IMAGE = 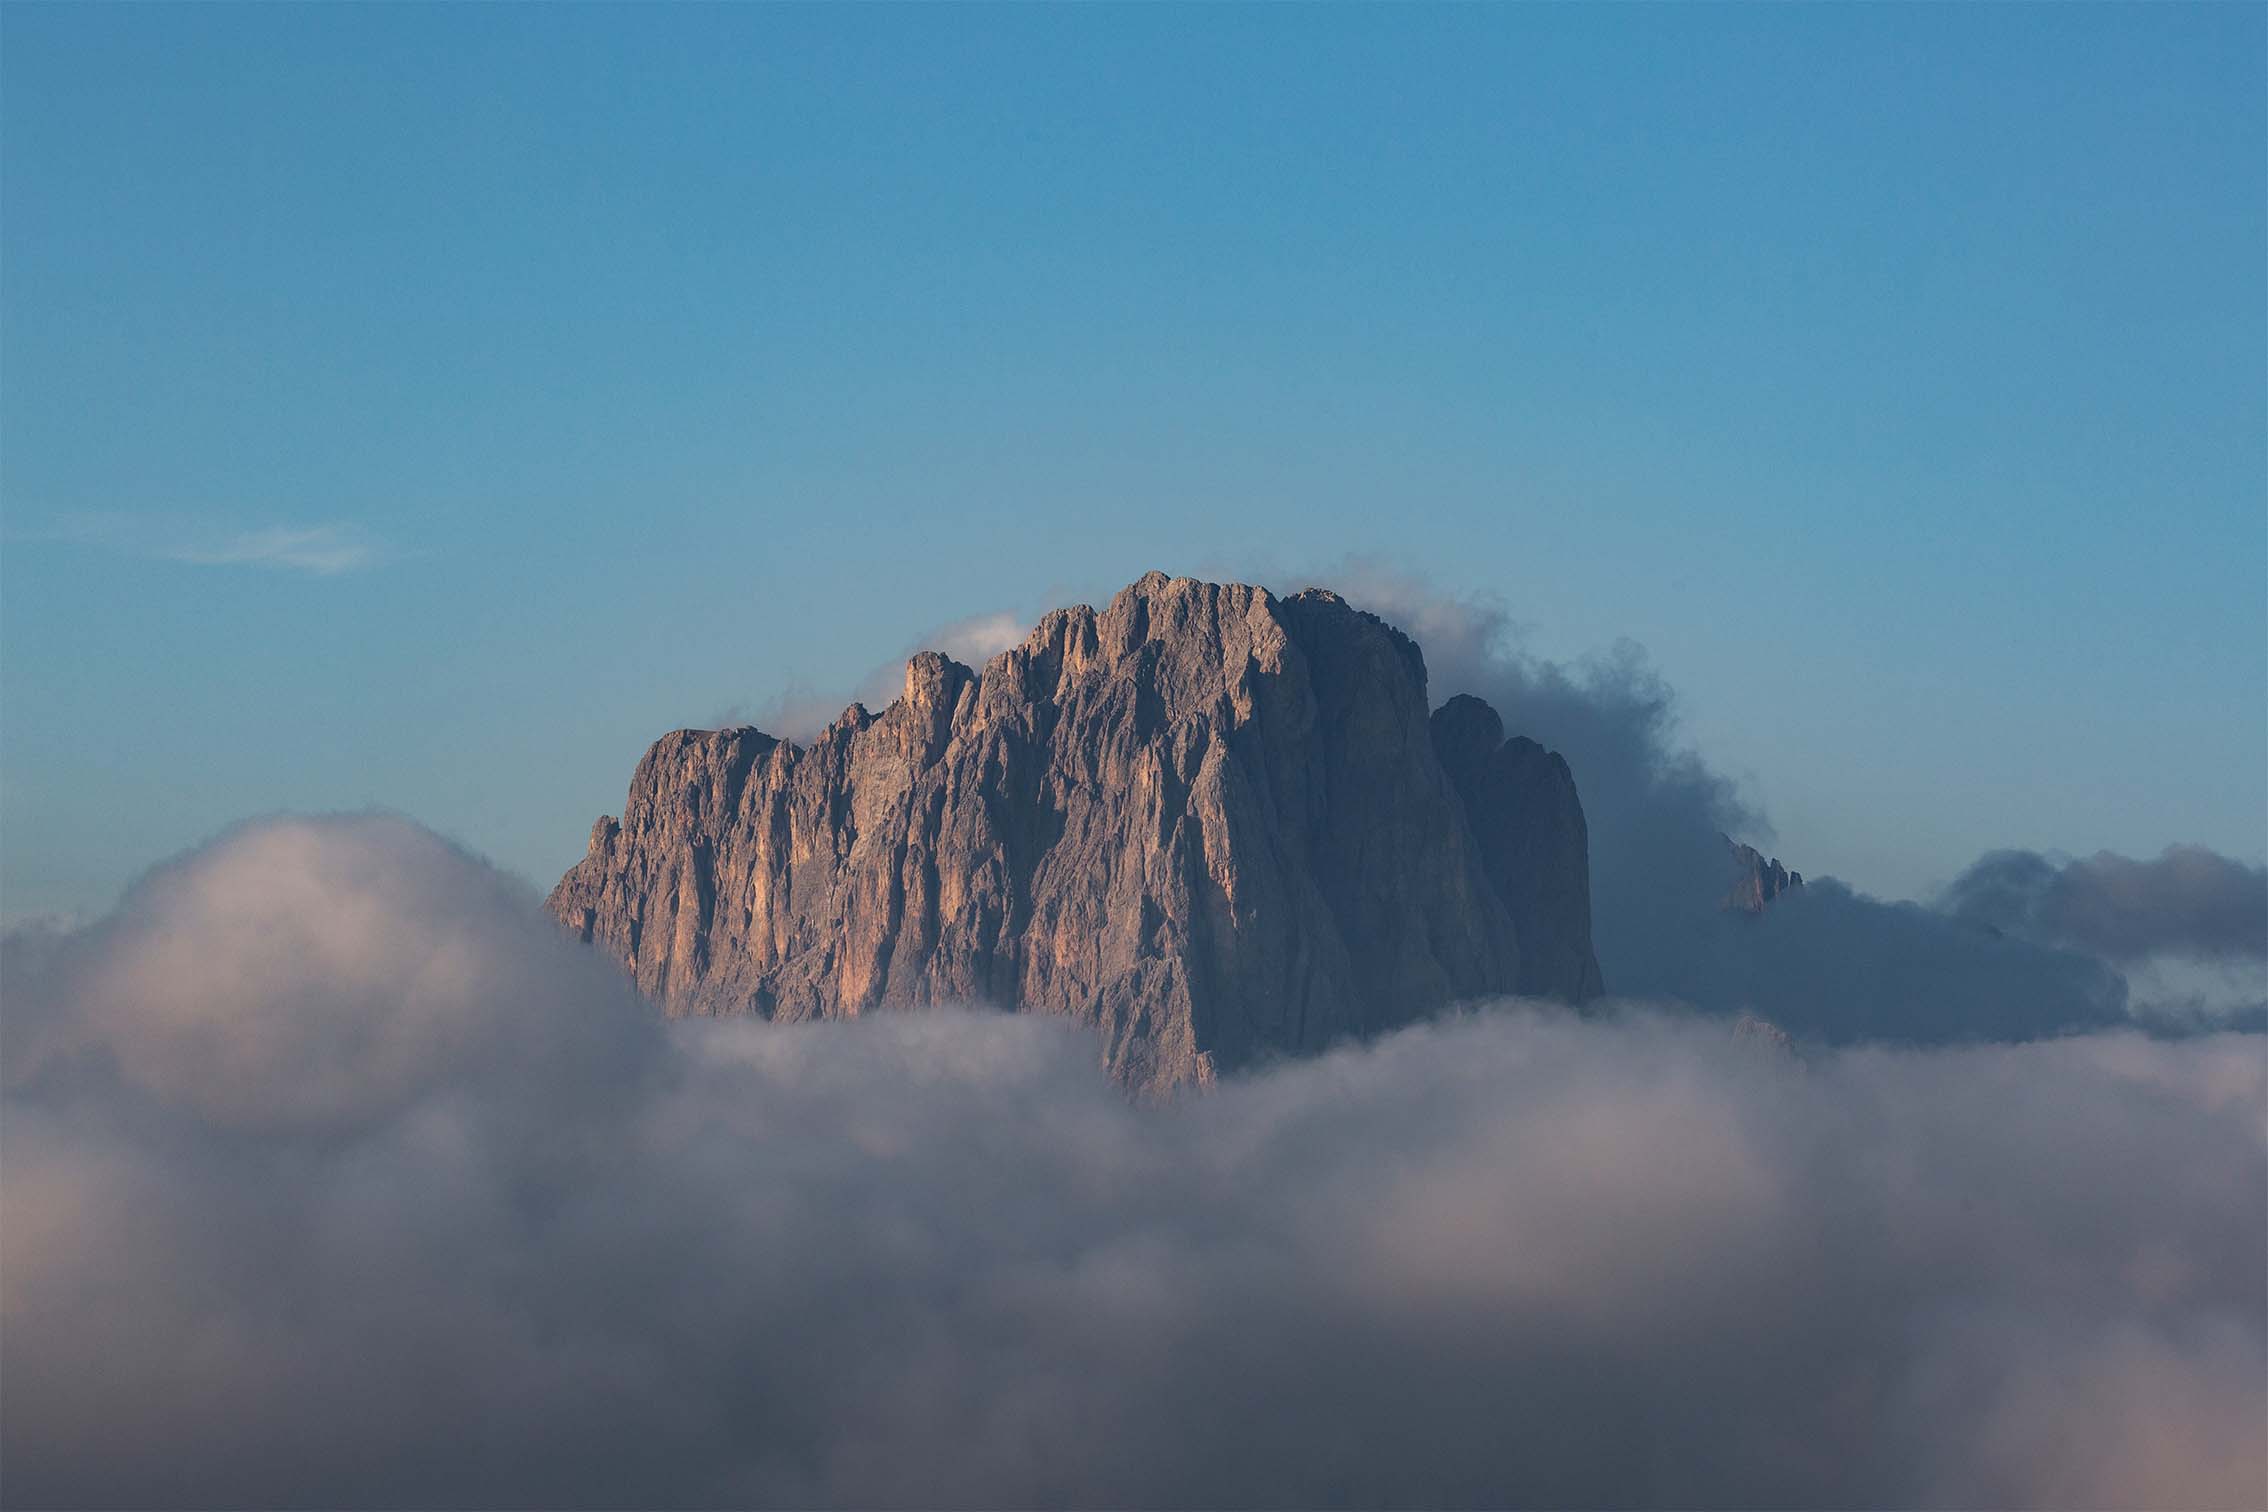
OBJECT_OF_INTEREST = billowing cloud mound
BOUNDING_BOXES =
[5,817,2262,1509]
[1,818,661,1131]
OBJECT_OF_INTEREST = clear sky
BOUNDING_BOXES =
[3,3,2261,919]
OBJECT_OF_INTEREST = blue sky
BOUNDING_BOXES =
[3,3,2261,919]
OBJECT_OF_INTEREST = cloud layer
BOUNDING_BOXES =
[1943,845,2268,963]
[5,816,2261,1509]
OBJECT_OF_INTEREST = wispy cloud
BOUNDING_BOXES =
[43,514,395,576]
[160,524,387,574]
[713,607,1036,739]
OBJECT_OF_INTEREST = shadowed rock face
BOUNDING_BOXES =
[1430,694,1606,1001]
[1724,838,1804,914]
[549,572,1601,1092]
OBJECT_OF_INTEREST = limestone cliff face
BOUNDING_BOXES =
[1430,694,1605,1001]
[549,572,1602,1092]
[1724,838,1803,914]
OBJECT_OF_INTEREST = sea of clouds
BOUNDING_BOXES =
[4,814,2261,1508]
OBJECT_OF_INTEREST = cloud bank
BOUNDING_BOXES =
[1943,845,2268,963]
[5,816,2261,1509]
[1327,567,2259,1043]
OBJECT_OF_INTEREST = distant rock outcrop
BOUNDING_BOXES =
[550,572,1602,1092]
[1724,837,1803,914]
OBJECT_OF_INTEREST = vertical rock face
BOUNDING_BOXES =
[548,572,1602,1092]
[1430,694,1605,1000]
[1724,838,1803,914]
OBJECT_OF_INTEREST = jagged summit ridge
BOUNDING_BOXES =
[1724,837,1803,914]
[549,571,1601,1091]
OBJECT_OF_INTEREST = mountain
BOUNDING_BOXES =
[549,572,1601,1092]
[1724,838,1803,914]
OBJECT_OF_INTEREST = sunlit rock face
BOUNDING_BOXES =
[550,571,1601,1091]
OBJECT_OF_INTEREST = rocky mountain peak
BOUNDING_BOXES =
[549,572,1602,1092]
[1725,836,1804,913]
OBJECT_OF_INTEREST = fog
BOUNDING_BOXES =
[4,816,2260,1508]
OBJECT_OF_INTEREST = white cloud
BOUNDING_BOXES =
[47,513,393,575]
[3,814,2260,1508]
[720,608,1035,740]
[162,523,387,574]
[920,608,1028,669]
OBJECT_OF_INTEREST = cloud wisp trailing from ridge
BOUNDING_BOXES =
[3,815,2261,1509]
[45,513,394,575]
[716,609,1031,741]
[1316,563,2260,1042]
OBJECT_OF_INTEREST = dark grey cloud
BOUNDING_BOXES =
[1324,568,2207,1042]
[1661,875,2133,1042]
[2117,953,2268,1036]
[5,816,2261,1509]
[1943,845,2268,963]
